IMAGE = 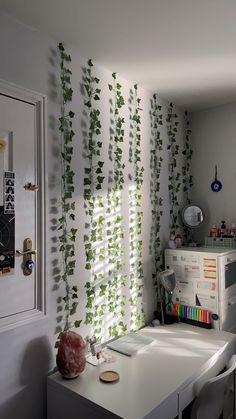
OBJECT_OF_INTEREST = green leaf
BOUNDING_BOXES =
[86,249,94,261]
[97,176,104,184]
[84,178,91,185]
[74,320,82,328]
[58,42,65,52]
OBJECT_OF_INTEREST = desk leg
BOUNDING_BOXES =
[234,370,236,419]
[178,395,182,419]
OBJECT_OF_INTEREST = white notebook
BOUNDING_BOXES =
[107,332,154,356]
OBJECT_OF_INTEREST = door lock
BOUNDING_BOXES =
[16,238,37,276]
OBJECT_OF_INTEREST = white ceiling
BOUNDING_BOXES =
[1,0,236,111]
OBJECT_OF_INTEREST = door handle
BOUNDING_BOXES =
[16,249,37,256]
[16,238,36,276]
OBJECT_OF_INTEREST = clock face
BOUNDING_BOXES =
[0,206,15,270]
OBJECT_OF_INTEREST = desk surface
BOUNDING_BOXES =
[48,324,236,419]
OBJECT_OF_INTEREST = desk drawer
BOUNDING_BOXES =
[145,393,178,419]
[47,382,121,419]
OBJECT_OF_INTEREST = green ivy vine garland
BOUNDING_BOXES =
[166,102,181,237]
[149,94,164,314]
[106,72,127,338]
[182,111,193,203]
[56,43,81,346]
[82,59,106,339]
[182,111,193,242]
[128,84,145,330]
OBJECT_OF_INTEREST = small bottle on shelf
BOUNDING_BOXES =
[230,222,236,237]
[210,224,218,238]
[220,221,227,237]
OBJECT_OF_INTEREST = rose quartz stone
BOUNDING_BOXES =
[56,331,86,379]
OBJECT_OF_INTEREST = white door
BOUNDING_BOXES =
[0,82,46,331]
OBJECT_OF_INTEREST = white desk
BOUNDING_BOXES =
[47,323,236,419]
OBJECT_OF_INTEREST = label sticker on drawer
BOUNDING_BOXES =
[197,280,216,291]
[184,264,200,278]
[204,258,216,268]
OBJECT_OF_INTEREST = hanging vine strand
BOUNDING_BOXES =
[106,72,127,338]
[56,43,81,346]
[166,102,180,237]
[182,111,193,242]
[128,84,145,330]
[82,59,106,340]
[149,94,164,317]
[182,111,193,204]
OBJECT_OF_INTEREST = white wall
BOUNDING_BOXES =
[190,102,236,241]
[0,12,186,419]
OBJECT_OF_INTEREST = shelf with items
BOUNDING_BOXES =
[205,237,236,248]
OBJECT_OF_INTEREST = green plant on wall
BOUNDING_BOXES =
[56,43,81,345]
[182,111,193,242]
[106,72,127,338]
[182,111,193,203]
[128,84,145,329]
[82,59,106,340]
[166,102,181,237]
[149,94,164,314]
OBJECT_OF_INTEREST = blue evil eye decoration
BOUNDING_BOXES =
[26,259,34,271]
[211,165,222,192]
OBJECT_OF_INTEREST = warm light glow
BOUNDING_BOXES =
[128,185,144,331]
[89,190,126,342]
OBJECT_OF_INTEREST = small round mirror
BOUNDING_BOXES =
[182,204,204,229]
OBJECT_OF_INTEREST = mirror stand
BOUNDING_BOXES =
[186,228,198,247]
[182,204,204,247]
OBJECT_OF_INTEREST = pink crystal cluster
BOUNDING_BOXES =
[56,331,86,379]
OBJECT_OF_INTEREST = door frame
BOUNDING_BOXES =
[0,79,47,331]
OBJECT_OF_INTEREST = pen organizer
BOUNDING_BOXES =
[167,303,212,329]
